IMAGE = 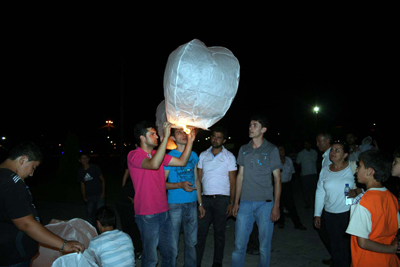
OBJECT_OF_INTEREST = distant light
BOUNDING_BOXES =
[277,133,280,136]
[373,123,376,126]
[1,137,5,140]
[79,150,82,153]
[58,144,62,147]
[228,137,231,139]
[107,136,110,139]
[313,106,320,114]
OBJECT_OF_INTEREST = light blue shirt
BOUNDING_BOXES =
[87,229,135,267]
[165,150,199,203]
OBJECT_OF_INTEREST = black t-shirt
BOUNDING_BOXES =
[0,168,40,265]
[77,164,103,196]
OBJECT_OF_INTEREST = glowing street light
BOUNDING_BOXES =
[313,106,320,114]
[103,120,115,131]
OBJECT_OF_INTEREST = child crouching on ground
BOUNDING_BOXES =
[346,150,400,266]
[87,206,135,267]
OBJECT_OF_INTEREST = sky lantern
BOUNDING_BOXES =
[162,39,240,133]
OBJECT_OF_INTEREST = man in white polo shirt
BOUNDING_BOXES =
[196,126,237,267]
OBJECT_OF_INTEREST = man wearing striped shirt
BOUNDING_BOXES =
[87,206,135,267]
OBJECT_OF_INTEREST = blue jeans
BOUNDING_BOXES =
[232,201,274,267]
[169,202,197,267]
[135,211,176,267]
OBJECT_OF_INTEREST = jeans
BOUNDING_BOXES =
[196,195,230,265]
[169,202,197,267]
[231,201,274,267]
[135,211,176,267]
[86,195,105,226]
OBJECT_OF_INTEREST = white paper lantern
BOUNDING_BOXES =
[163,39,240,130]
[155,100,177,150]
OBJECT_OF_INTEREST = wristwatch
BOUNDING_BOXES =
[199,203,203,206]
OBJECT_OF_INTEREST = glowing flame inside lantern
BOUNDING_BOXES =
[175,124,191,134]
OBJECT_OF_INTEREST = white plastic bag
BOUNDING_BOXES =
[51,251,98,267]
[163,39,240,130]
[32,218,98,267]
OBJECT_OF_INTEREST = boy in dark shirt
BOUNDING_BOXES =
[78,153,105,227]
[0,142,84,266]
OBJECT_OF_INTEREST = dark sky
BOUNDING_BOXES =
[2,17,398,152]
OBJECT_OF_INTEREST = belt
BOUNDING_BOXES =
[203,194,228,198]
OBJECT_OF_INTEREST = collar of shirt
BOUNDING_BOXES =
[207,146,226,159]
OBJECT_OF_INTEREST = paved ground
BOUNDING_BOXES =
[32,173,330,267]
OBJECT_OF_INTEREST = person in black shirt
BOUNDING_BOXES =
[0,141,84,266]
[77,153,105,227]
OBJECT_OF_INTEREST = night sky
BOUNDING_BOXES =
[2,17,398,154]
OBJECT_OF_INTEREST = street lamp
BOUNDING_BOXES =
[313,106,320,114]
[105,120,114,131]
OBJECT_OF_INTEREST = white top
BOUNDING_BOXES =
[281,157,295,183]
[198,146,237,195]
[87,229,135,267]
[321,147,332,168]
[314,164,355,216]
[296,148,318,176]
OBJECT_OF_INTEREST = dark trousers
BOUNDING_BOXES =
[278,181,302,227]
[196,195,229,265]
[115,203,143,253]
[316,209,332,258]
[301,174,318,207]
[324,211,351,267]
[86,195,105,227]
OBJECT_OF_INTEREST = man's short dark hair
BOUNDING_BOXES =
[358,150,392,183]
[394,146,400,158]
[134,121,156,145]
[95,206,116,228]
[170,127,179,138]
[8,141,43,162]
[211,126,228,140]
[250,114,270,129]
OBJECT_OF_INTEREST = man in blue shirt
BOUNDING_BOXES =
[165,127,203,266]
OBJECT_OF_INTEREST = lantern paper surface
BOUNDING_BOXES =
[155,100,177,150]
[163,39,240,130]
[32,218,97,267]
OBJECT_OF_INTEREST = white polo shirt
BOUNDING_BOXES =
[198,146,237,196]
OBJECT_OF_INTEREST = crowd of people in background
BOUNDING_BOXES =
[1,114,400,267]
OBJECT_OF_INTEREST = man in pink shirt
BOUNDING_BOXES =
[127,120,195,267]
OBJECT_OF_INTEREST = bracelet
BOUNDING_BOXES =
[229,202,234,205]
[199,203,203,206]
[60,239,67,252]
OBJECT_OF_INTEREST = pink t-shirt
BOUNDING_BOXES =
[127,148,172,215]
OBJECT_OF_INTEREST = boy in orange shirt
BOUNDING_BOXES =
[346,150,400,266]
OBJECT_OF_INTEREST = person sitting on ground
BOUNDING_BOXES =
[87,206,135,267]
